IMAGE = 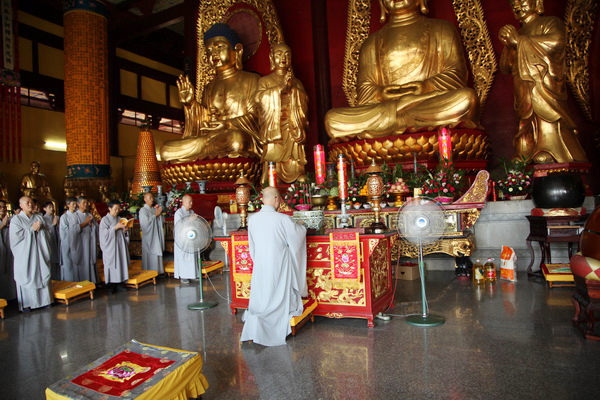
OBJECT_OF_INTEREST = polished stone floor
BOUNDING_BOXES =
[1,271,599,400]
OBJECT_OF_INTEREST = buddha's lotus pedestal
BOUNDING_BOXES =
[328,129,491,170]
[160,158,261,191]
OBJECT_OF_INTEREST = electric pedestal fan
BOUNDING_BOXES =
[175,214,217,310]
[396,197,449,327]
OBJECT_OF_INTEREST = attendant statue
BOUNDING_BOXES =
[325,0,479,142]
[499,0,587,163]
[20,161,52,202]
[256,43,309,183]
[160,23,262,162]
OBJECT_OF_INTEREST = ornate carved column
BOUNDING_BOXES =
[63,0,111,198]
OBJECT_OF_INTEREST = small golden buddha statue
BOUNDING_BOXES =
[499,0,587,164]
[256,43,309,183]
[20,161,52,202]
[160,23,262,163]
[325,0,479,142]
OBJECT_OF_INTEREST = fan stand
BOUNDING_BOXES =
[405,240,445,327]
[188,250,218,310]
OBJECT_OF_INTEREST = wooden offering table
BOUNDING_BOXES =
[215,230,397,327]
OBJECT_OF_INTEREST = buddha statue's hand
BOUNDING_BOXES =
[499,25,518,47]
[200,121,228,132]
[177,74,195,105]
[381,82,424,101]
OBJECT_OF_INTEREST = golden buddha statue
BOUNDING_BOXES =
[499,0,587,164]
[256,43,309,183]
[160,23,262,163]
[325,0,479,142]
[20,161,52,202]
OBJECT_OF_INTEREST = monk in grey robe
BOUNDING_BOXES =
[74,197,98,283]
[240,187,307,346]
[0,200,16,300]
[59,197,79,281]
[99,201,130,293]
[9,196,52,311]
[139,192,165,274]
[42,201,60,280]
[174,194,199,283]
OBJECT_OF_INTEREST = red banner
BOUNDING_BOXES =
[329,232,361,289]
[232,234,253,282]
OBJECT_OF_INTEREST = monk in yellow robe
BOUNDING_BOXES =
[160,24,262,162]
[256,44,309,183]
[326,0,479,142]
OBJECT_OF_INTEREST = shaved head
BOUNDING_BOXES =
[262,187,281,208]
[182,194,193,211]
[19,196,31,206]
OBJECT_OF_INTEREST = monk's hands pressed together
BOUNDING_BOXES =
[53,216,59,226]
[32,220,41,232]
[154,206,163,217]
[0,215,8,229]
[84,215,93,226]
[499,25,518,47]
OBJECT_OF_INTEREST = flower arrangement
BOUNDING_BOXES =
[165,186,186,217]
[422,161,465,199]
[284,182,312,209]
[496,157,532,197]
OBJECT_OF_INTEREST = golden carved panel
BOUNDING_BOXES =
[342,0,371,106]
[307,267,366,307]
[369,239,388,300]
[236,280,251,299]
[451,0,497,111]
[307,242,331,261]
[393,235,475,259]
[565,0,597,121]
[454,170,490,204]
[195,0,284,101]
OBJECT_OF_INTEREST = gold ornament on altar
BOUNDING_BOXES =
[160,23,262,163]
[20,161,53,202]
[235,172,251,230]
[326,0,480,143]
[499,0,587,164]
[365,160,386,233]
[256,43,309,184]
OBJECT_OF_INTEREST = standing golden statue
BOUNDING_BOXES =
[160,24,262,162]
[325,0,479,142]
[256,43,309,183]
[20,161,53,202]
[499,0,587,164]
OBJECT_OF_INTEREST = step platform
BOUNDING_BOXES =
[164,260,224,278]
[125,270,159,290]
[0,298,6,319]
[97,259,143,283]
[290,298,318,336]
[52,280,96,305]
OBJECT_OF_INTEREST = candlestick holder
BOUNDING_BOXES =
[235,172,251,230]
[365,160,386,233]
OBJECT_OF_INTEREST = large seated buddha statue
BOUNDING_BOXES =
[160,23,262,163]
[325,0,480,143]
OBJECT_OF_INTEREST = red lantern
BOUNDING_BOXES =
[268,162,277,187]
[314,144,326,185]
[337,154,348,200]
[438,127,452,164]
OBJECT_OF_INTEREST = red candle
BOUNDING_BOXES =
[337,154,348,199]
[268,162,277,187]
[314,144,326,184]
[438,127,452,163]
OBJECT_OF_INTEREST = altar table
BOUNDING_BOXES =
[215,231,397,327]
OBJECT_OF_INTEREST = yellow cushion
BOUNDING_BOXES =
[201,260,224,274]
[127,270,158,285]
[0,298,6,308]
[164,261,175,274]
[52,280,96,300]
[290,298,318,327]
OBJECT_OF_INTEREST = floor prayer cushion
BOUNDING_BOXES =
[125,270,159,290]
[0,298,6,319]
[570,254,600,282]
[570,254,600,340]
[52,280,96,305]
[542,263,575,288]
[164,261,175,277]
[290,298,318,336]
[45,340,208,399]
[201,260,224,278]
